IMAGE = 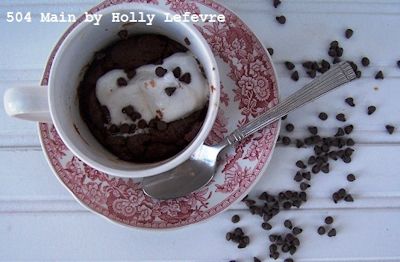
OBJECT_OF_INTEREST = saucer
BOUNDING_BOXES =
[39,0,280,229]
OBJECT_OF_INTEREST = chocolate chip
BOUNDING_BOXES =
[300,182,310,191]
[361,57,370,67]
[285,61,295,70]
[276,15,286,24]
[269,244,278,253]
[291,71,299,81]
[345,97,355,107]
[332,192,340,203]
[321,163,330,173]
[262,222,272,230]
[335,128,345,137]
[109,124,119,134]
[282,136,291,145]
[296,160,307,169]
[137,119,147,129]
[254,257,261,262]
[397,60,400,68]
[344,194,354,202]
[225,232,232,241]
[184,37,191,45]
[347,138,355,146]
[165,87,177,96]
[172,67,182,78]
[156,120,168,131]
[119,123,130,134]
[122,105,135,116]
[333,57,341,64]
[179,73,192,84]
[284,258,294,262]
[155,67,168,77]
[336,113,346,122]
[284,220,293,229]
[345,28,353,39]
[118,29,128,40]
[294,172,303,182]
[318,226,326,235]
[273,0,281,8]
[328,228,337,237]
[344,125,354,134]
[296,139,305,148]
[281,115,287,120]
[267,48,274,56]
[117,77,128,87]
[302,171,311,181]
[231,215,240,223]
[367,106,376,115]
[292,227,303,235]
[283,201,292,210]
[325,216,334,225]
[347,174,356,182]
[319,112,328,120]
[308,126,318,135]
[286,123,295,132]
[375,70,384,80]
[356,70,362,78]
[386,125,395,134]
[307,70,316,79]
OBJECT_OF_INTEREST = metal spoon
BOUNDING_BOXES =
[142,61,356,200]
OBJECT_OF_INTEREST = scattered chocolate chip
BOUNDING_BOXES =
[345,28,353,39]
[344,125,354,134]
[361,57,370,67]
[307,70,316,79]
[262,222,272,230]
[122,105,135,116]
[296,139,305,148]
[286,123,295,132]
[308,126,318,135]
[179,73,192,84]
[273,0,281,8]
[386,125,395,134]
[165,87,177,96]
[285,61,295,70]
[318,226,326,235]
[267,48,274,56]
[347,174,356,182]
[184,37,191,45]
[118,29,128,40]
[292,227,303,235]
[344,194,354,202]
[397,60,400,68]
[328,228,337,237]
[172,67,182,78]
[282,136,291,145]
[296,160,307,169]
[117,77,128,87]
[276,15,286,24]
[345,97,355,107]
[155,67,168,77]
[231,215,240,223]
[333,57,341,64]
[294,172,303,182]
[291,71,299,81]
[325,216,334,225]
[225,232,232,241]
[367,106,376,115]
[300,182,310,191]
[335,128,345,137]
[336,113,346,122]
[254,257,261,262]
[319,112,328,120]
[284,220,293,229]
[281,115,288,120]
[375,71,384,80]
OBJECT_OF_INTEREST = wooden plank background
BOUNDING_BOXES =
[1,0,400,261]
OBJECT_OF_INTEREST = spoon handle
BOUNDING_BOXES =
[221,61,357,147]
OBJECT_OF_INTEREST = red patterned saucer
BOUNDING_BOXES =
[39,0,280,229]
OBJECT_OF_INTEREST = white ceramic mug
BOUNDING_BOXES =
[3,3,220,178]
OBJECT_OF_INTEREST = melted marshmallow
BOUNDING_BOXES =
[96,52,208,125]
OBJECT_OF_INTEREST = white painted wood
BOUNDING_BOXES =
[1,0,400,261]
[1,208,400,261]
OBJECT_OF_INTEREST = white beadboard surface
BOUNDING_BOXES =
[1,0,400,261]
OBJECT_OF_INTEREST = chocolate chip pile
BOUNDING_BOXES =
[224,1,398,260]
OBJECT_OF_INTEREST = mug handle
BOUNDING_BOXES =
[3,86,52,123]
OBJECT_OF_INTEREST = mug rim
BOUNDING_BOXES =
[48,3,220,178]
